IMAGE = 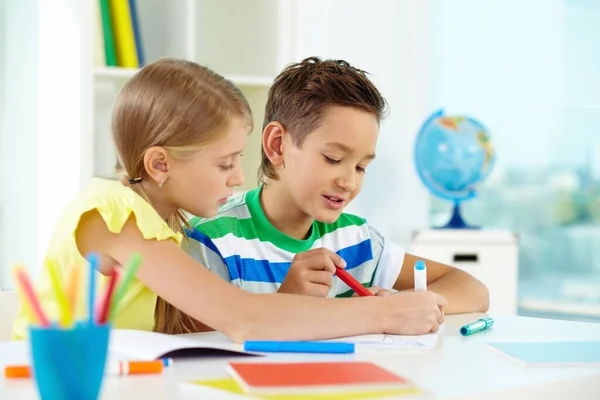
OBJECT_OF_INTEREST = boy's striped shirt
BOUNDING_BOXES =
[185,186,402,297]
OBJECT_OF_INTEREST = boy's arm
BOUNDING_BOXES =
[181,230,233,332]
[183,228,232,283]
[393,253,490,314]
[370,226,404,289]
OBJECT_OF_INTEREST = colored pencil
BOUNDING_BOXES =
[109,253,142,320]
[98,269,119,324]
[335,266,373,297]
[87,253,99,323]
[46,263,72,327]
[13,266,50,327]
[64,265,82,317]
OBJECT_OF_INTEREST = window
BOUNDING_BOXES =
[431,0,600,322]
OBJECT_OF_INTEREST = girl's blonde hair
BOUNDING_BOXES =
[112,58,252,334]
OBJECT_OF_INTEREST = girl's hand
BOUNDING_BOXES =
[380,290,447,334]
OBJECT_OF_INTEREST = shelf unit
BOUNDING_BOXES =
[91,0,294,190]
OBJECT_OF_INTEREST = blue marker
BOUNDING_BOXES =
[460,317,494,336]
[244,341,355,354]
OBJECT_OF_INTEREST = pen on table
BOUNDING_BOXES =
[335,266,373,297]
[414,260,427,291]
[244,340,355,354]
[460,317,494,336]
[4,359,173,379]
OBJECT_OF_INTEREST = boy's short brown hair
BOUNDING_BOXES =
[259,57,387,182]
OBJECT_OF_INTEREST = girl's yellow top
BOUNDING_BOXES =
[12,178,183,339]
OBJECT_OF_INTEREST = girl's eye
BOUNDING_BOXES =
[356,166,367,173]
[324,156,340,164]
[219,164,234,171]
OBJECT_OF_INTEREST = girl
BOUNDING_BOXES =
[13,59,445,341]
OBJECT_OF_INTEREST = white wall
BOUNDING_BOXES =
[0,0,39,289]
[0,0,93,288]
[430,0,565,170]
[293,0,432,248]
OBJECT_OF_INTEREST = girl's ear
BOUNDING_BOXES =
[262,122,286,168]
[143,146,170,186]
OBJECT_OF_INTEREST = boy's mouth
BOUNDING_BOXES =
[322,195,345,210]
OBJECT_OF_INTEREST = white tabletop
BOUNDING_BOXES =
[1,313,600,399]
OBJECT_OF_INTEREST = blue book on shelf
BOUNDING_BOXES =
[127,0,145,66]
[487,341,600,366]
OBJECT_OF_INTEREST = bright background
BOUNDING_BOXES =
[1,0,598,321]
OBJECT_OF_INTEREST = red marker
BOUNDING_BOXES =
[97,269,119,324]
[335,266,373,297]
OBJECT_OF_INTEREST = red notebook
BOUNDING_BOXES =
[227,361,411,395]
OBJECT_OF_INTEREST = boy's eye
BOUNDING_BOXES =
[219,164,234,171]
[356,166,367,173]
[324,156,340,164]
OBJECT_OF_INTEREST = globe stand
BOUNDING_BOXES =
[438,202,479,229]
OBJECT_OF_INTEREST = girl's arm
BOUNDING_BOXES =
[78,210,446,342]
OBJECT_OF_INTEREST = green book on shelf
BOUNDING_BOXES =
[99,0,117,66]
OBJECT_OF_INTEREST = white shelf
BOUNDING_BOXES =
[94,67,274,88]
[94,67,138,79]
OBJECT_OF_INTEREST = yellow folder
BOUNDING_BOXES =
[182,378,421,399]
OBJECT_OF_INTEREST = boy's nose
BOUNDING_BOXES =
[335,171,356,192]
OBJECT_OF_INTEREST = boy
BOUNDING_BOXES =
[186,57,489,314]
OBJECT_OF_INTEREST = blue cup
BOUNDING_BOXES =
[29,322,110,400]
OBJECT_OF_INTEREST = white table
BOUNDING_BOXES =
[1,313,600,399]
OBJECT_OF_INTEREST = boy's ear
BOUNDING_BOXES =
[143,146,170,185]
[262,122,286,168]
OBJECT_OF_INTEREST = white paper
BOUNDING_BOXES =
[324,324,444,351]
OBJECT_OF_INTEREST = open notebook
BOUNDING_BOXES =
[109,329,255,361]
[109,324,445,359]
[1,329,255,365]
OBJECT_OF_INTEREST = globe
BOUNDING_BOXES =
[415,110,495,229]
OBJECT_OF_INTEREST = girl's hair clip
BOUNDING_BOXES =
[128,177,143,184]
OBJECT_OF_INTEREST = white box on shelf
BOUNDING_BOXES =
[410,229,519,315]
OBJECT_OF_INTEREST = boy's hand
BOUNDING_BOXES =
[278,248,346,297]
[381,291,447,334]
